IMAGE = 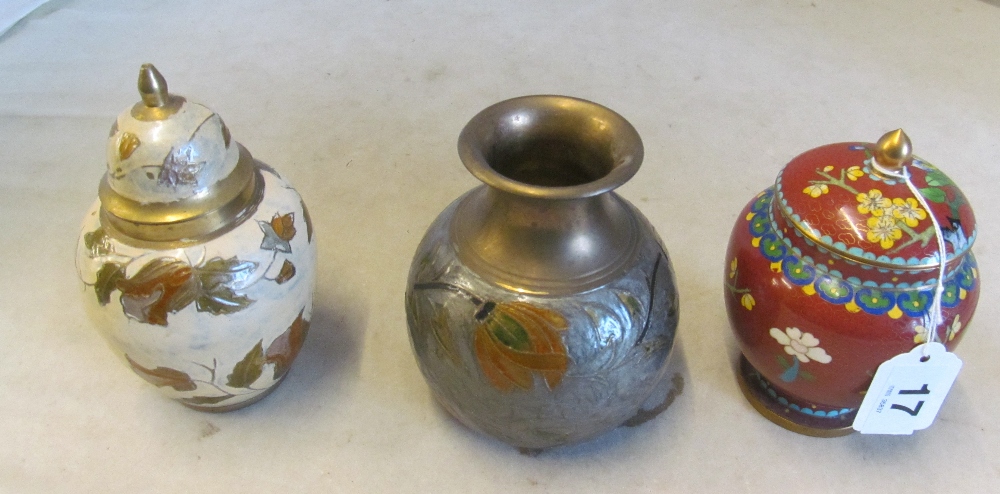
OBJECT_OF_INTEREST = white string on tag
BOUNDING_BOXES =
[870,159,948,353]
[853,132,965,434]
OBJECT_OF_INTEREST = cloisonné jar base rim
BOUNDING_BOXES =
[736,356,855,438]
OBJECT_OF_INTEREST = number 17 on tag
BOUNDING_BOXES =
[853,342,963,435]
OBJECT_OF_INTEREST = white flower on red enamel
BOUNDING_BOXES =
[770,327,832,364]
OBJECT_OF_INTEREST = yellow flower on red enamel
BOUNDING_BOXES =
[891,197,927,228]
[803,184,829,198]
[846,166,865,181]
[741,293,755,310]
[867,215,903,249]
[857,189,891,216]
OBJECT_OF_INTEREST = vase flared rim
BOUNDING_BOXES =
[458,95,643,200]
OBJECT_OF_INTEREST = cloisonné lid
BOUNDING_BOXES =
[99,64,261,244]
[774,130,976,271]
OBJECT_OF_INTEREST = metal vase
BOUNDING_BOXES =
[405,95,679,449]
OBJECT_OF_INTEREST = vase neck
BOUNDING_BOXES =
[451,186,640,295]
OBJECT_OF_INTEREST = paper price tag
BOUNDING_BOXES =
[852,343,962,435]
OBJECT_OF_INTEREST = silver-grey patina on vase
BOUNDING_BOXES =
[406,95,679,450]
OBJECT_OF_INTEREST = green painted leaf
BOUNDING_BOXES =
[197,257,257,288]
[94,262,125,306]
[83,228,112,256]
[195,257,256,315]
[617,292,642,317]
[181,394,233,406]
[776,355,789,369]
[300,199,314,243]
[800,370,816,382]
[196,284,254,315]
[227,340,266,388]
[924,170,953,187]
[919,187,947,203]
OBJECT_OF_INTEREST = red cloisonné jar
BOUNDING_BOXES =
[725,130,978,437]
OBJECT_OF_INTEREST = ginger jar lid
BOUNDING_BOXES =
[774,130,976,270]
[99,64,260,244]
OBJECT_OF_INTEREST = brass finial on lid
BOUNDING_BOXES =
[138,63,169,107]
[131,63,183,121]
[873,129,912,170]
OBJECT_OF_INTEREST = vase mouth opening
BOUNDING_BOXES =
[458,95,643,199]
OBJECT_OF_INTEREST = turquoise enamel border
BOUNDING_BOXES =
[747,190,978,318]
[748,368,854,419]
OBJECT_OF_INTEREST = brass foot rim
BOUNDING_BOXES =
[179,376,285,413]
[736,356,855,438]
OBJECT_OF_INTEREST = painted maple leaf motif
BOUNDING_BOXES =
[158,144,205,187]
[265,310,310,380]
[125,355,196,392]
[113,257,256,326]
[473,301,570,392]
[258,212,296,253]
[117,258,196,326]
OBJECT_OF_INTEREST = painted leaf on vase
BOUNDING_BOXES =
[918,187,947,204]
[181,394,232,406]
[117,258,197,326]
[126,355,196,392]
[117,132,140,160]
[83,227,113,257]
[258,212,296,253]
[616,291,642,318]
[94,262,125,306]
[227,340,266,388]
[473,301,569,392]
[274,259,296,284]
[429,304,461,365]
[300,199,314,243]
[220,123,231,148]
[195,257,257,315]
[265,310,310,380]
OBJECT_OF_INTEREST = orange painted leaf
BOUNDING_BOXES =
[118,132,140,160]
[474,326,533,391]
[258,212,296,253]
[265,310,310,380]
[125,355,196,392]
[117,258,196,326]
[271,212,296,242]
[275,260,296,284]
[474,301,569,392]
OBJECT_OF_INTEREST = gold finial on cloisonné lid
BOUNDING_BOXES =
[99,64,261,245]
[774,129,976,271]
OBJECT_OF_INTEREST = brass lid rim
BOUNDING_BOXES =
[99,145,263,245]
[100,144,254,224]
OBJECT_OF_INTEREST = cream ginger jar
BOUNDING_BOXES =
[75,65,316,411]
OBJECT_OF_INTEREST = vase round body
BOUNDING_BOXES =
[725,132,978,436]
[405,95,679,449]
[75,65,316,411]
